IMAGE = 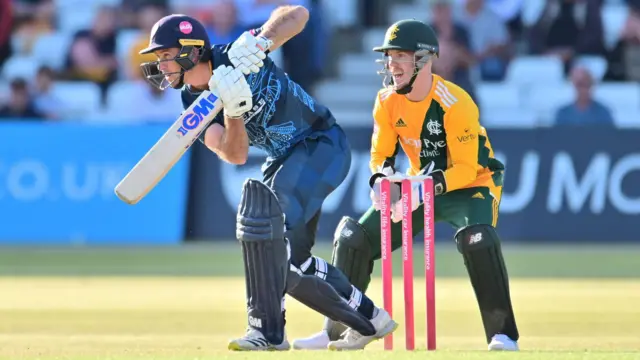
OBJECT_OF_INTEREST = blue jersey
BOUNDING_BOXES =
[182,43,336,159]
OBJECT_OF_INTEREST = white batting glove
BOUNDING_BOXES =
[208,65,253,118]
[228,31,273,75]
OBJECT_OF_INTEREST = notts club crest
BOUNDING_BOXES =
[386,24,399,41]
[426,119,442,136]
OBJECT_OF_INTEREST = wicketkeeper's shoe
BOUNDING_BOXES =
[228,328,290,351]
[488,334,519,351]
[327,307,398,351]
[291,330,330,350]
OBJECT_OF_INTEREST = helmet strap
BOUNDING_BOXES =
[170,71,185,89]
[395,71,418,95]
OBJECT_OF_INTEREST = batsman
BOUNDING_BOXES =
[138,7,396,352]
[294,19,520,351]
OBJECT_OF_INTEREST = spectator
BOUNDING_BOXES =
[554,66,615,127]
[605,0,640,81]
[451,0,523,37]
[234,0,322,92]
[108,82,182,123]
[483,0,524,39]
[457,0,512,81]
[127,5,167,80]
[10,0,54,56]
[0,0,12,67]
[526,0,606,73]
[206,1,244,44]
[0,78,44,119]
[233,0,303,29]
[64,6,119,105]
[429,0,477,101]
[32,66,63,119]
[120,0,169,28]
[281,0,324,92]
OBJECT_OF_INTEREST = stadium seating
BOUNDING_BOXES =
[50,81,103,120]
[1,0,639,129]
[30,32,73,72]
[1,55,41,81]
[504,56,566,86]
[476,83,521,114]
[312,0,640,128]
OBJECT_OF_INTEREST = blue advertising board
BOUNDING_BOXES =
[186,127,640,243]
[0,122,190,245]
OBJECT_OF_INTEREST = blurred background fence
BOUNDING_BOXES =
[2,0,640,245]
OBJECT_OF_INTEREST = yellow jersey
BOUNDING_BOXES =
[370,74,504,193]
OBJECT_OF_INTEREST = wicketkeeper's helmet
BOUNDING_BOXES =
[373,19,439,94]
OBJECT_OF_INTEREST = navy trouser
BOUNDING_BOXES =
[262,123,351,265]
[262,124,375,319]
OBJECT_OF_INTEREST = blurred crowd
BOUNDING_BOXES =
[432,0,612,85]
[1,0,639,128]
[0,0,324,121]
[425,0,640,127]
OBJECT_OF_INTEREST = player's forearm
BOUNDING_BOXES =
[219,116,249,165]
[257,5,309,50]
[369,155,392,174]
[369,129,399,173]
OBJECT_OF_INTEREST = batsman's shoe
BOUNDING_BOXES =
[327,308,398,351]
[291,330,330,350]
[228,329,290,351]
[488,334,519,351]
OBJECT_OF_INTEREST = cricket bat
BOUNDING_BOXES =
[115,91,221,205]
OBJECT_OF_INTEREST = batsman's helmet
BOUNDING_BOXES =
[139,14,211,90]
[373,19,439,94]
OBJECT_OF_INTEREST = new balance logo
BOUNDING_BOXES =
[472,192,485,200]
[395,118,407,127]
[469,233,483,244]
[249,316,263,328]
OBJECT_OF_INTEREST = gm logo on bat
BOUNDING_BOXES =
[177,93,219,136]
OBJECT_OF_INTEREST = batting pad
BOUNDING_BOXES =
[236,179,288,345]
[286,267,376,337]
[325,216,376,340]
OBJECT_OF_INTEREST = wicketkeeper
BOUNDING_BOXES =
[294,19,521,351]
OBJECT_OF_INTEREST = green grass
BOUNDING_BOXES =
[0,243,637,359]
[0,242,639,278]
[0,277,638,359]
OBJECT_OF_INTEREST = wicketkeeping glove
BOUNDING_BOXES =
[368,161,400,211]
[387,162,440,223]
[208,65,253,118]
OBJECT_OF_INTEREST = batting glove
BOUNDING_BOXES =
[228,32,273,75]
[208,65,253,118]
